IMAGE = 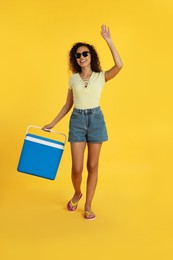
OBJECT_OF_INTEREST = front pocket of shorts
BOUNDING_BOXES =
[71,112,79,119]
[93,110,103,119]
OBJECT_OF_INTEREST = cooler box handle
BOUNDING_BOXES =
[26,125,67,144]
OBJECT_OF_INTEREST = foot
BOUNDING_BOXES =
[67,193,82,211]
[84,210,96,220]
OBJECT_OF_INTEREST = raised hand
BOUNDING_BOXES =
[100,24,112,42]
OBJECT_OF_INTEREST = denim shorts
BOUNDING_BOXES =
[68,107,108,143]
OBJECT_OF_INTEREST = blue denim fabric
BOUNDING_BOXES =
[68,107,108,143]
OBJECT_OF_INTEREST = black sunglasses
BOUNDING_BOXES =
[75,51,90,59]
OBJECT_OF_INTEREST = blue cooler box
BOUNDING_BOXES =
[17,125,66,180]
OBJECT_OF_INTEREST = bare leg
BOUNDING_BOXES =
[85,143,102,216]
[70,142,86,204]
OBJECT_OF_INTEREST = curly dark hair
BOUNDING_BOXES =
[69,42,102,73]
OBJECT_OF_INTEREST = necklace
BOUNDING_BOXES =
[80,71,92,88]
[83,79,89,88]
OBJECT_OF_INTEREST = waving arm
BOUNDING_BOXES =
[101,25,123,82]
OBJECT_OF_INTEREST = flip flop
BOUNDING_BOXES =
[67,194,82,211]
[84,211,96,220]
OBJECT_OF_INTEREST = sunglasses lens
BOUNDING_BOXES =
[75,53,81,59]
[83,51,89,57]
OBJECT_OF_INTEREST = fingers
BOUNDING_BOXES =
[100,24,111,39]
[101,24,109,33]
[101,24,105,34]
[42,129,51,132]
[42,125,52,132]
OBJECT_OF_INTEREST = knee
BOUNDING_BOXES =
[87,162,98,174]
[72,166,83,177]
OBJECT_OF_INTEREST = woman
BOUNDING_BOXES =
[43,25,123,220]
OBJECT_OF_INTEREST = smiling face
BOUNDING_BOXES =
[75,46,91,69]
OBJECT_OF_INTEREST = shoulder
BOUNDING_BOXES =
[68,73,79,83]
[93,71,105,77]
[69,73,79,81]
[68,73,79,89]
[93,71,105,83]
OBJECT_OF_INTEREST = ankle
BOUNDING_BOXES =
[84,204,92,212]
[74,191,82,197]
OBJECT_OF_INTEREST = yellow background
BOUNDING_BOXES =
[0,0,173,259]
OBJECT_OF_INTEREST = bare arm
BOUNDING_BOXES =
[100,25,123,82]
[42,89,73,130]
